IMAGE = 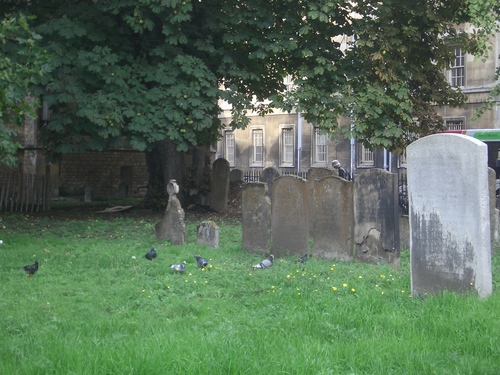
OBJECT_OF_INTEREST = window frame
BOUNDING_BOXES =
[358,143,375,167]
[311,127,328,167]
[250,127,265,167]
[450,46,465,87]
[444,117,466,131]
[224,130,235,167]
[279,124,295,167]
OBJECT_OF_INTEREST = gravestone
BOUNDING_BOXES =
[353,168,400,267]
[259,167,280,198]
[271,175,309,257]
[407,134,492,298]
[230,168,243,182]
[311,175,354,261]
[155,180,187,245]
[197,221,219,248]
[210,158,230,212]
[488,168,499,252]
[242,182,271,253]
[307,167,334,236]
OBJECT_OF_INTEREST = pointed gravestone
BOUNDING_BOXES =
[210,158,230,212]
[242,182,271,253]
[271,175,309,257]
[407,134,492,298]
[155,180,187,245]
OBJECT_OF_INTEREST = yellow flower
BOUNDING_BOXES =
[330,268,334,271]
[380,275,386,279]
[351,288,355,292]
[358,276,363,279]
[185,280,188,283]
[332,287,338,291]
[188,273,192,276]
[401,290,405,293]
[343,283,348,287]
[375,284,379,288]
[381,291,385,295]
[193,280,197,284]
[204,281,208,284]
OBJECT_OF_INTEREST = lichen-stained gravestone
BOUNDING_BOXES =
[242,182,271,253]
[271,176,309,257]
[408,134,492,298]
[210,158,230,212]
[311,175,354,261]
[197,221,219,248]
[353,168,400,267]
[155,180,187,245]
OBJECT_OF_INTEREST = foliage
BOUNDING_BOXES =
[1,0,498,158]
[0,15,50,166]
[0,210,499,373]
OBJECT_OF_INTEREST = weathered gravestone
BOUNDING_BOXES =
[210,158,230,212]
[155,180,187,245]
[407,134,492,298]
[311,175,354,261]
[197,221,219,248]
[307,167,334,236]
[230,168,243,182]
[353,168,400,267]
[259,167,280,198]
[242,182,271,253]
[271,176,309,257]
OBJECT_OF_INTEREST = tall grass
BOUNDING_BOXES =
[1,208,499,374]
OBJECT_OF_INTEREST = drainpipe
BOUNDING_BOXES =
[383,149,388,170]
[297,112,302,173]
[350,121,355,178]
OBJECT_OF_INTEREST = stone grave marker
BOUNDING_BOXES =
[311,175,354,261]
[307,167,334,236]
[197,221,219,248]
[155,180,187,245]
[271,175,309,257]
[242,182,271,253]
[210,158,230,212]
[353,168,400,267]
[407,133,492,298]
[259,167,280,198]
[230,168,243,182]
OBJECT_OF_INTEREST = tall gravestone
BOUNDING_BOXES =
[242,182,271,253]
[271,176,309,257]
[155,180,187,245]
[259,167,280,199]
[311,175,354,261]
[308,167,334,236]
[353,168,400,267]
[210,158,230,212]
[407,134,492,298]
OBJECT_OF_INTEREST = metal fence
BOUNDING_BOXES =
[243,169,308,183]
[0,171,51,212]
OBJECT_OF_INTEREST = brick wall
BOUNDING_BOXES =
[59,150,148,198]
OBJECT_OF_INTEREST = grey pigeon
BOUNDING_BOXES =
[295,253,308,264]
[193,254,208,269]
[170,261,187,273]
[144,248,157,260]
[21,260,39,277]
[252,254,274,269]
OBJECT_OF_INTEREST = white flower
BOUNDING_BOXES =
[132,256,136,260]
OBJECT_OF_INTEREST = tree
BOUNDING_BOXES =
[0,15,49,167]
[1,0,497,203]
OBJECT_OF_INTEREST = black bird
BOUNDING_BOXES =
[21,260,39,277]
[193,254,208,269]
[295,253,309,264]
[144,248,157,261]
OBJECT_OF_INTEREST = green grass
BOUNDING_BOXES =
[1,208,500,374]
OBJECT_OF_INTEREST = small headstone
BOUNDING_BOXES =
[230,168,243,182]
[242,182,271,253]
[197,221,219,248]
[311,176,354,261]
[84,187,92,202]
[408,134,492,298]
[210,158,230,212]
[271,175,309,257]
[353,168,400,267]
[155,180,187,245]
[259,167,280,198]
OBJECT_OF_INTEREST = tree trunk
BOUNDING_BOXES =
[140,139,211,210]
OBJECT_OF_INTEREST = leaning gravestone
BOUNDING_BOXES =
[407,134,492,298]
[353,168,400,267]
[271,175,309,257]
[259,167,280,198]
[197,221,219,248]
[311,175,354,261]
[155,180,187,245]
[210,158,230,212]
[242,182,271,253]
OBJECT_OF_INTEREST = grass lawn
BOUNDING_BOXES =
[1,203,499,374]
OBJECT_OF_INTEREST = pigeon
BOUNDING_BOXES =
[295,253,309,264]
[21,260,39,277]
[193,254,208,269]
[144,248,157,261]
[252,254,274,269]
[170,261,187,273]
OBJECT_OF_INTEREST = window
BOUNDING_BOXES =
[312,127,327,166]
[251,128,264,167]
[450,47,465,87]
[280,125,294,167]
[359,144,374,166]
[224,131,235,166]
[445,118,465,130]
